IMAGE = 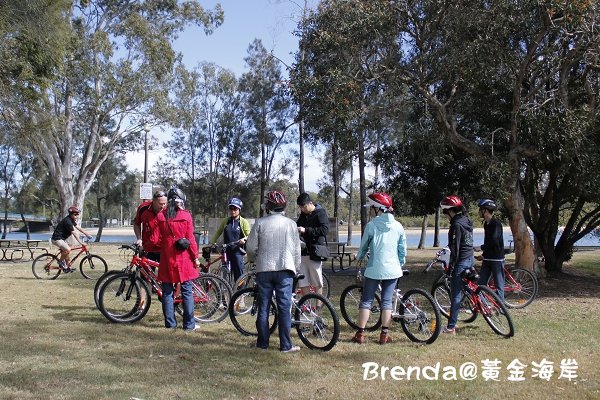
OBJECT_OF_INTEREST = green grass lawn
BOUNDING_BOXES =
[0,244,598,399]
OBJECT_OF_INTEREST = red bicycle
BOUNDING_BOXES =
[96,244,232,324]
[32,237,107,280]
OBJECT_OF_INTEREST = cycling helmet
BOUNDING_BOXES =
[478,198,497,211]
[366,192,393,211]
[228,197,243,209]
[167,187,186,202]
[440,195,463,209]
[264,190,287,211]
[68,206,80,214]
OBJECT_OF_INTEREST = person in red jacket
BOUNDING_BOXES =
[133,190,167,263]
[156,187,200,331]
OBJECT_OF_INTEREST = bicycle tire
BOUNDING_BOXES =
[398,288,441,344]
[295,293,340,351]
[175,274,232,323]
[502,267,538,308]
[339,284,382,331]
[97,272,151,323]
[321,272,331,298]
[476,285,515,338]
[431,281,477,323]
[228,287,277,336]
[233,271,256,291]
[79,254,108,280]
[32,253,62,280]
[94,270,124,308]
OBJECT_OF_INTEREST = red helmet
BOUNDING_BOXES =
[264,190,287,211]
[68,206,80,214]
[440,195,463,209]
[366,192,393,210]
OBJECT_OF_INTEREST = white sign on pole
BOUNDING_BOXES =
[140,183,153,200]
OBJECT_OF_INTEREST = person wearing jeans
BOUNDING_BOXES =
[440,195,474,334]
[246,190,301,352]
[476,198,505,304]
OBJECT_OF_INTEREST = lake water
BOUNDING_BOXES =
[5,227,599,248]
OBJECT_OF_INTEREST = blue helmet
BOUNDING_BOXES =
[228,197,243,209]
[478,198,497,211]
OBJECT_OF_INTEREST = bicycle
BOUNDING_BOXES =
[234,266,331,298]
[200,242,245,289]
[96,244,232,324]
[228,274,340,351]
[425,250,515,337]
[339,268,442,344]
[32,237,107,280]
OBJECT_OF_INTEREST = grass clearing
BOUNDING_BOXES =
[0,244,598,399]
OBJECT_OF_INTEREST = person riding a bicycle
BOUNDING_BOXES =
[440,195,474,335]
[476,198,505,304]
[210,197,251,282]
[351,192,407,345]
[50,206,93,272]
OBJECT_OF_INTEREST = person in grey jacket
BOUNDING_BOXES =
[246,190,301,353]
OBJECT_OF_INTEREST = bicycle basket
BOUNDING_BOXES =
[201,246,212,261]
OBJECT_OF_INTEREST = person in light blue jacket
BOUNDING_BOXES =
[352,192,406,345]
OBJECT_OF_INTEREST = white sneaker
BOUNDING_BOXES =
[281,345,301,353]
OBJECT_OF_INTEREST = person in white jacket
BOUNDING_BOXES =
[352,192,407,345]
[246,190,302,352]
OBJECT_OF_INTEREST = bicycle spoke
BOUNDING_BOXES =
[295,294,339,351]
[399,289,441,344]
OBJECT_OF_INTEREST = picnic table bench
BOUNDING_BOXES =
[328,241,354,273]
[0,239,49,262]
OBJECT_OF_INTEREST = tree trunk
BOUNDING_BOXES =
[418,214,427,249]
[433,208,440,247]
[504,188,536,271]
[346,163,353,246]
[358,135,367,234]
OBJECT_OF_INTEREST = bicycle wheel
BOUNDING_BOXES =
[94,270,124,309]
[476,285,514,338]
[175,274,232,323]
[339,284,382,331]
[431,281,477,323]
[32,253,62,280]
[321,272,331,298]
[397,288,441,344]
[295,293,340,351]
[233,271,256,291]
[502,267,538,308]
[79,254,108,280]
[97,273,151,323]
[228,287,277,336]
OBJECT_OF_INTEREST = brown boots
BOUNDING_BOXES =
[378,332,392,345]
[351,331,365,344]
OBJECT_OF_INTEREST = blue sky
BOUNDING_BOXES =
[135,1,330,193]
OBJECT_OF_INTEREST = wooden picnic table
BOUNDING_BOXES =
[0,239,48,261]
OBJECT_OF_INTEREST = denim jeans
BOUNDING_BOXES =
[359,277,398,311]
[448,257,475,329]
[161,280,195,330]
[478,260,505,303]
[227,251,245,282]
[255,270,294,351]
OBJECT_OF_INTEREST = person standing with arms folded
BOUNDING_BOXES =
[296,193,329,297]
[210,197,251,282]
[476,198,505,304]
[246,190,301,352]
[440,195,474,335]
[133,190,167,263]
[156,188,200,331]
[351,192,406,345]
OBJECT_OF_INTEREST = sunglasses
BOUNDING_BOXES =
[72,213,80,216]
[229,206,240,211]
[153,191,167,199]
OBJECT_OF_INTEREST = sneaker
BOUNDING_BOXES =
[281,345,301,353]
[351,331,366,344]
[442,327,456,335]
[68,267,77,273]
[57,261,69,272]
[184,325,199,331]
[379,332,392,345]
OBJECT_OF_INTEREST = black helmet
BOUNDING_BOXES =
[168,187,186,202]
[478,198,497,211]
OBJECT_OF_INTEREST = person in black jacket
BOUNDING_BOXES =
[440,195,474,335]
[296,193,329,297]
[476,198,505,303]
